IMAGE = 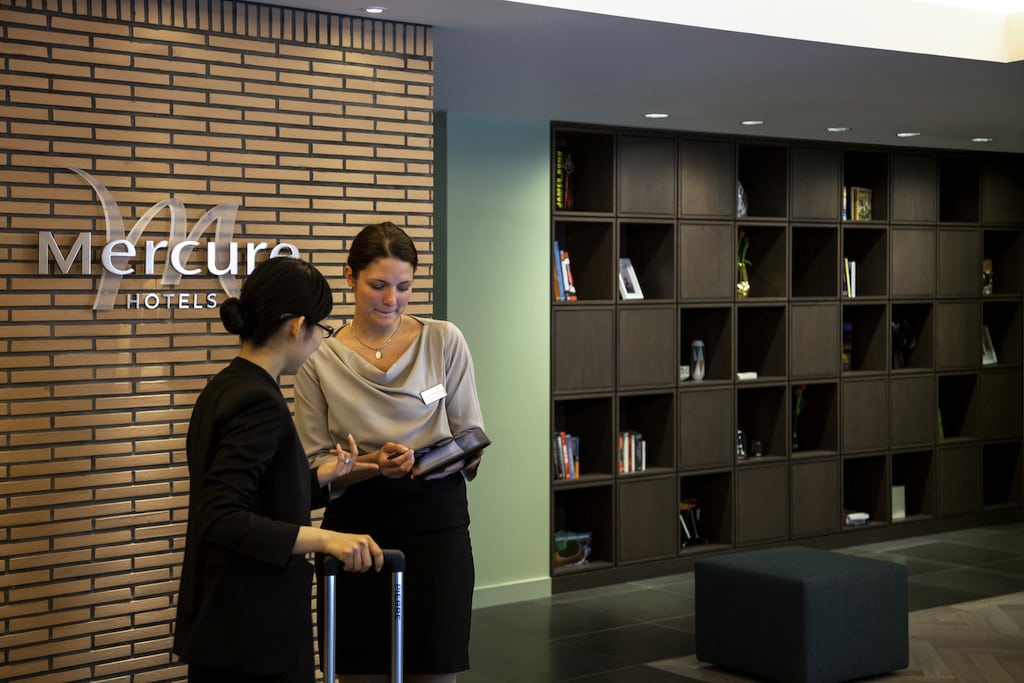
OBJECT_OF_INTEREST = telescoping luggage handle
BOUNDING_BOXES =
[323,549,405,683]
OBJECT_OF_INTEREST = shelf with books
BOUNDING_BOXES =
[842,453,889,531]
[679,471,734,552]
[553,129,614,214]
[842,302,888,373]
[791,225,838,298]
[618,392,674,474]
[619,221,675,300]
[982,441,1022,508]
[736,305,787,380]
[891,449,936,522]
[891,302,934,371]
[553,219,614,302]
[790,381,839,457]
[937,373,979,442]
[552,396,614,480]
[982,228,1024,296]
[937,228,982,298]
[891,374,937,448]
[736,224,787,299]
[843,149,889,222]
[737,384,787,461]
[842,226,887,298]
[939,155,980,224]
[790,458,841,538]
[552,485,614,574]
[738,142,788,218]
[680,306,732,383]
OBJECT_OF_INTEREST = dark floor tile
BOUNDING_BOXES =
[979,555,1024,576]
[909,565,1024,597]
[556,623,693,668]
[571,588,694,622]
[561,664,693,681]
[469,626,631,682]
[880,541,1019,566]
[907,579,985,611]
[473,598,640,639]
[860,552,958,576]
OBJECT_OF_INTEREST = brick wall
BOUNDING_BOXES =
[0,1,434,680]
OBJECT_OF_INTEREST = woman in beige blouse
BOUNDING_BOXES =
[295,222,486,683]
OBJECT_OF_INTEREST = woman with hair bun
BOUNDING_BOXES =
[174,256,383,683]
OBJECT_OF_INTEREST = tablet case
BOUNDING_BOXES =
[411,426,490,477]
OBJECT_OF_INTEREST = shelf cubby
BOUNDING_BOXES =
[791,146,840,221]
[891,302,934,370]
[617,476,678,563]
[736,305,787,379]
[738,224,787,299]
[679,471,734,550]
[980,368,1023,440]
[891,227,936,298]
[791,458,841,538]
[891,153,938,224]
[553,130,614,214]
[553,219,615,301]
[937,373,979,441]
[982,228,1024,296]
[842,454,889,529]
[618,134,676,216]
[678,386,734,471]
[983,300,1022,366]
[842,302,888,373]
[935,301,981,370]
[981,155,1024,225]
[792,225,838,298]
[735,463,790,545]
[619,392,675,473]
[937,227,982,298]
[842,226,887,298]
[843,149,890,222]
[679,138,736,219]
[679,223,736,300]
[790,381,838,457]
[737,384,787,460]
[891,374,937,448]
[552,307,615,393]
[553,396,615,479]
[937,444,981,517]
[618,305,677,389]
[891,450,936,521]
[982,441,1022,508]
[939,155,980,224]
[552,484,614,573]
[738,143,788,218]
[790,303,840,378]
[680,306,732,383]
[619,221,675,301]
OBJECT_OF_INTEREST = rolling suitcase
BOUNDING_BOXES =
[322,549,405,683]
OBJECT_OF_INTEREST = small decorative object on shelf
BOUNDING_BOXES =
[752,440,763,458]
[982,325,998,365]
[844,511,870,527]
[736,429,748,461]
[690,339,706,381]
[792,384,806,452]
[737,230,751,297]
[892,319,917,369]
[842,322,853,371]
[552,530,591,567]
[982,258,994,295]
[737,181,748,217]
[679,498,708,548]
[618,257,644,300]
[679,364,691,381]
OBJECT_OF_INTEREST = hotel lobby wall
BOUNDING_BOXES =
[0,1,434,680]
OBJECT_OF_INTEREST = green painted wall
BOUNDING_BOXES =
[435,113,551,607]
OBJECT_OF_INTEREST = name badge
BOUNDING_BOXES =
[420,383,447,405]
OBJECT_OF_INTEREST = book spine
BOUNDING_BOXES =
[553,240,565,301]
[561,250,578,301]
[554,148,565,210]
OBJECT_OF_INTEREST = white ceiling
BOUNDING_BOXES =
[271,0,1024,152]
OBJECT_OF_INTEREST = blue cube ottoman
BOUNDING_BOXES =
[695,546,908,683]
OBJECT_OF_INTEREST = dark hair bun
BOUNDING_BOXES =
[219,297,248,335]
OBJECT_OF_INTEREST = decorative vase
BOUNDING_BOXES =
[737,263,750,297]
[690,340,705,381]
[792,428,800,452]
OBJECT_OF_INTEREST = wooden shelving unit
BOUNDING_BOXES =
[550,124,1024,592]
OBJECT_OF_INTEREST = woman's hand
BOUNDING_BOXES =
[376,442,414,479]
[323,530,383,572]
[316,433,379,486]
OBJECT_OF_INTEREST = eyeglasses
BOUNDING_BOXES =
[280,314,335,338]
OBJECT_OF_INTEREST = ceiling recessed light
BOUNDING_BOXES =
[365,6,386,13]
[827,127,851,133]
[741,120,764,126]
[644,113,669,119]
[896,132,921,138]
[972,137,994,143]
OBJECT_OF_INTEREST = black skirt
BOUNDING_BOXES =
[317,473,474,675]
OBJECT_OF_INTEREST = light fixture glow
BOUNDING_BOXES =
[741,120,764,126]
[644,112,669,119]
[365,6,386,13]
[897,132,921,138]
[972,137,994,143]
[827,127,851,133]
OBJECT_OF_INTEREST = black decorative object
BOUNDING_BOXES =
[892,319,917,369]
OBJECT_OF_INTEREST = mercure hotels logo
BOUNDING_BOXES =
[38,168,300,311]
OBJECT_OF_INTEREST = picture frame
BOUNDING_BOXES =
[618,257,644,300]
[982,324,998,365]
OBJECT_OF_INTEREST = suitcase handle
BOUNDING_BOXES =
[324,548,405,575]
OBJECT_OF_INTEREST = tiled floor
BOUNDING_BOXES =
[463,521,1024,682]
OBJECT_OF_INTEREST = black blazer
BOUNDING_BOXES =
[173,357,329,674]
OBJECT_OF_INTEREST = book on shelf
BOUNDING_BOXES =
[842,321,853,371]
[552,241,578,302]
[561,250,578,301]
[552,530,591,567]
[552,240,565,301]
[552,431,580,481]
[982,324,998,365]
[617,430,646,473]
[553,147,574,210]
[892,485,906,520]
[841,186,848,221]
[851,186,872,221]
[842,257,856,298]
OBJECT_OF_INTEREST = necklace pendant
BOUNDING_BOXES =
[375,350,383,360]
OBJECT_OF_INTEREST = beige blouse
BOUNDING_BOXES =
[294,316,485,477]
